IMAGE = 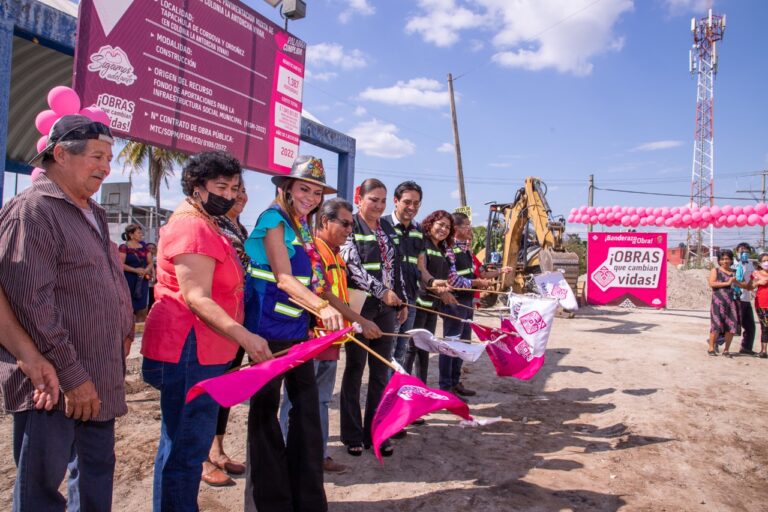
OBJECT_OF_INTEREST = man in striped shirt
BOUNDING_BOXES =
[0,115,134,511]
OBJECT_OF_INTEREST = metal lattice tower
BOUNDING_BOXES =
[687,9,725,267]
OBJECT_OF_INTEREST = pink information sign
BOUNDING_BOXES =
[73,0,306,175]
[587,232,667,308]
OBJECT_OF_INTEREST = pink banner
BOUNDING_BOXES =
[371,373,471,462]
[472,321,545,380]
[587,232,667,308]
[73,0,306,175]
[186,327,352,408]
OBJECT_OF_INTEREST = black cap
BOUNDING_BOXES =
[29,115,114,166]
[272,155,337,194]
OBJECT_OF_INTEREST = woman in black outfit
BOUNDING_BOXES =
[339,179,407,457]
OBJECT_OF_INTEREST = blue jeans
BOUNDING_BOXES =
[279,359,338,458]
[393,301,416,367]
[142,330,230,512]
[12,410,115,512]
[440,297,474,390]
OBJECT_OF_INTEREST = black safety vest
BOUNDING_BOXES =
[382,216,423,300]
[416,237,450,309]
[452,245,475,300]
[349,213,405,300]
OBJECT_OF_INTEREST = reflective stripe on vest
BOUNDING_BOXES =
[354,233,376,242]
[425,248,443,258]
[362,262,381,271]
[249,267,311,286]
[457,268,473,276]
[409,231,423,239]
[416,297,434,308]
[402,255,418,264]
[453,246,462,254]
[275,302,303,317]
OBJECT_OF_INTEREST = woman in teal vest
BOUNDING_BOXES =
[244,156,343,512]
[339,178,407,457]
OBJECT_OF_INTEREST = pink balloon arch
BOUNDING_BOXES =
[568,204,768,229]
[31,86,111,182]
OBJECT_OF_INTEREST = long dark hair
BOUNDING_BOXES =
[421,210,454,248]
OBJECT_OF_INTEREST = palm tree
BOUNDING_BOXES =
[118,141,188,234]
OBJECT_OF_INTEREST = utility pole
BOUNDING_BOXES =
[736,169,768,251]
[588,174,594,232]
[447,73,467,207]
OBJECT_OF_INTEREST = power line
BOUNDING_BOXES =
[594,186,755,201]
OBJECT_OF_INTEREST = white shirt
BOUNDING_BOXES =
[738,261,752,302]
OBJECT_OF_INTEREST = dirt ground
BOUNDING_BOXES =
[1,304,767,511]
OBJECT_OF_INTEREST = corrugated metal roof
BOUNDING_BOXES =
[8,35,74,166]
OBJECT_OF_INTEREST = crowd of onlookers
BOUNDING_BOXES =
[708,242,768,358]
[0,114,508,511]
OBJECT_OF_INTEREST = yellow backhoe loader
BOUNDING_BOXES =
[477,177,580,308]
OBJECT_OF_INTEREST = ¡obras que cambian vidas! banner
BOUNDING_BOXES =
[587,232,667,308]
[73,0,305,175]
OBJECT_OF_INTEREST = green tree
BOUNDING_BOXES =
[118,141,188,214]
[563,233,587,275]
[471,225,486,254]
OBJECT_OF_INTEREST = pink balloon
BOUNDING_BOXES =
[79,106,111,126]
[682,214,692,224]
[569,208,577,215]
[48,86,81,116]
[762,213,768,225]
[35,110,59,135]
[680,206,690,215]
[671,207,680,215]
[748,214,760,226]
[567,215,575,223]
[700,206,709,213]
[733,206,744,215]
[726,214,737,225]
[756,204,768,215]
[629,214,639,223]
[639,207,648,216]
[626,207,636,215]
[30,167,45,181]
[722,205,733,216]
[646,214,656,224]
[655,217,665,227]
[597,213,607,223]
[595,206,604,214]
[611,205,620,213]
[651,207,661,216]
[660,207,670,217]
[737,214,748,227]
[744,205,755,216]
[639,218,647,226]
[714,219,724,228]
[578,206,588,214]
[586,207,596,216]
[621,215,631,226]
[90,108,111,127]
[589,215,598,224]
[702,212,712,221]
[710,205,721,217]
[36,135,48,153]
[691,211,702,221]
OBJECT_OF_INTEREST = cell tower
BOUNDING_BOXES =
[687,9,725,267]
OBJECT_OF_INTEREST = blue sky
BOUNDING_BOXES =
[6,0,768,248]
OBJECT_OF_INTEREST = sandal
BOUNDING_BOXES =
[379,440,394,458]
[722,351,733,358]
[708,350,718,357]
[346,443,364,457]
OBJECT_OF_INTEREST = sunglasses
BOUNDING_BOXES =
[331,218,354,229]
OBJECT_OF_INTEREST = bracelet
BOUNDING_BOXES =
[315,299,329,311]
[427,278,435,287]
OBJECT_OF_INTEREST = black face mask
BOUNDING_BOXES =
[201,191,236,217]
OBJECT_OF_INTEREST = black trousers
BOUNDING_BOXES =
[739,300,756,351]
[404,308,437,383]
[340,298,397,446]
[246,340,326,512]
[216,347,246,436]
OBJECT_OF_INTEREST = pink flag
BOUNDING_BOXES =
[370,372,472,461]
[185,327,353,407]
[472,320,545,380]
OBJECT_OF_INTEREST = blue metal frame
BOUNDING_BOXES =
[0,0,355,204]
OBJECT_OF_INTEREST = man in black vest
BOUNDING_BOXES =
[382,181,424,367]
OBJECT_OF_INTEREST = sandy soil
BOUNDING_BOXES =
[1,305,767,511]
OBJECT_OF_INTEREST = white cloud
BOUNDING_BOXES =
[349,119,416,158]
[305,70,338,82]
[338,0,376,24]
[406,0,634,76]
[662,0,714,16]
[405,0,487,47]
[489,162,513,168]
[354,106,367,116]
[358,78,450,108]
[450,189,461,199]
[437,142,454,153]
[307,42,368,70]
[631,140,684,152]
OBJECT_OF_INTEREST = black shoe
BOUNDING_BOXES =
[758,352,768,359]
[739,349,757,355]
[391,429,407,439]
[453,382,477,397]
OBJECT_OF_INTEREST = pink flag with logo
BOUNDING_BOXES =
[185,327,353,407]
[371,372,472,461]
[472,318,546,380]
